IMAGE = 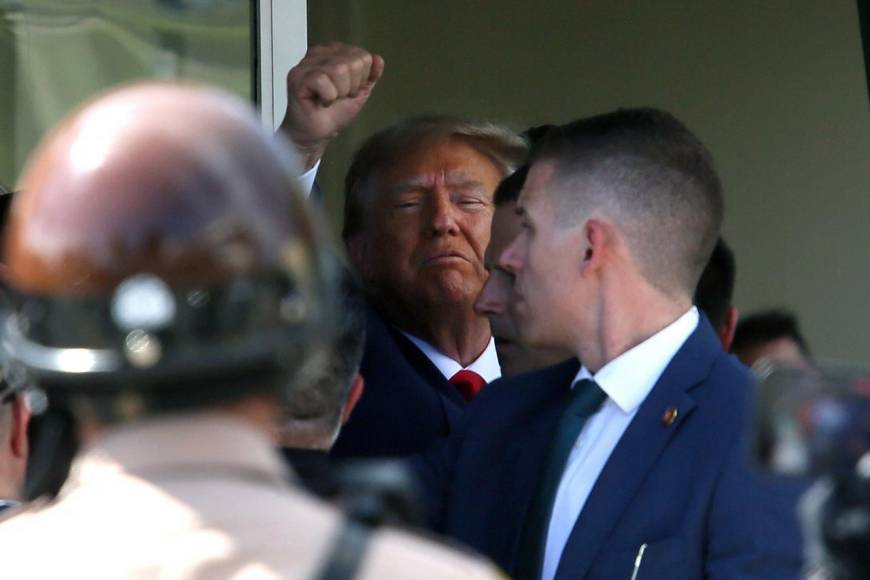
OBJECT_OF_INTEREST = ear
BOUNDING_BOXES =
[579,218,608,276]
[10,396,30,460]
[341,374,365,424]
[719,305,739,351]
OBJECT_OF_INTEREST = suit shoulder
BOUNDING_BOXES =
[705,351,756,406]
[363,528,505,580]
[487,358,580,392]
[466,358,580,422]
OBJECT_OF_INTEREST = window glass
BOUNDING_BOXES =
[0,0,254,188]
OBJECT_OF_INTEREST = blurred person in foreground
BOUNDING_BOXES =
[417,109,802,579]
[732,309,814,371]
[281,43,528,458]
[0,188,31,511]
[0,377,29,512]
[0,82,502,580]
[0,188,79,504]
[279,271,366,499]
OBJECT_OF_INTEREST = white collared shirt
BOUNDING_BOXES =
[298,160,320,198]
[541,307,699,580]
[400,331,502,383]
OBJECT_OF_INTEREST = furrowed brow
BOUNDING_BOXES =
[388,176,428,195]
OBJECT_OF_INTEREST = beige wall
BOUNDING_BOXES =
[309,0,870,365]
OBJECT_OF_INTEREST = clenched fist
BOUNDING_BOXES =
[280,43,385,170]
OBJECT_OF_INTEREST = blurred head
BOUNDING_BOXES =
[475,167,571,375]
[0,391,30,501]
[732,309,812,370]
[343,116,527,328]
[279,269,366,450]
[694,237,738,349]
[1,82,338,432]
[500,109,723,354]
[0,185,29,502]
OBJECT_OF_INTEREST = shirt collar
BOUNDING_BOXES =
[399,331,502,382]
[572,307,699,414]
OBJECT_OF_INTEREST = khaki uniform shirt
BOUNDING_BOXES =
[0,414,502,579]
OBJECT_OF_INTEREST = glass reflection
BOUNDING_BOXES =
[0,0,253,187]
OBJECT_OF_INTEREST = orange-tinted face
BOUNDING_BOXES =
[350,137,502,314]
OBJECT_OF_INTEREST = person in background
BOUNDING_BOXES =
[474,165,573,376]
[694,237,739,350]
[282,42,528,458]
[731,308,813,370]
[0,82,503,580]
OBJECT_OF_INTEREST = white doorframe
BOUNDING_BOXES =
[258,0,307,131]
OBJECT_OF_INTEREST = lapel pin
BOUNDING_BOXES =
[661,406,679,426]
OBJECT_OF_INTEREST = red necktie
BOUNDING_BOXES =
[449,370,486,401]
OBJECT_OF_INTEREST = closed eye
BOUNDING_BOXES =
[394,199,421,210]
[456,197,488,211]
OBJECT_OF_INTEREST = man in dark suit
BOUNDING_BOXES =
[280,44,528,458]
[417,109,800,578]
[331,116,527,458]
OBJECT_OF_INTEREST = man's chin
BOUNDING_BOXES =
[422,287,478,307]
[417,274,483,306]
[513,324,542,350]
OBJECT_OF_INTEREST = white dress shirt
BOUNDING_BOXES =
[541,307,699,580]
[400,331,502,383]
[298,160,320,198]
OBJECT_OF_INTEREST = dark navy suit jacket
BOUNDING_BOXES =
[331,306,468,458]
[415,317,803,579]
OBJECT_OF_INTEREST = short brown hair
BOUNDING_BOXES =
[533,108,724,296]
[342,115,527,242]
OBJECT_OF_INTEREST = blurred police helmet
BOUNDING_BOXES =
[0,82,341,421]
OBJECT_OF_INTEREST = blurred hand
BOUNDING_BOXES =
[280,43,385,170]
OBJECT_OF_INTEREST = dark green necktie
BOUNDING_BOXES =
[513,378,607,580]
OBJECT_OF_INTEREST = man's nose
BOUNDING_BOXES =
[474,273,508,317]
[428,190,460,236]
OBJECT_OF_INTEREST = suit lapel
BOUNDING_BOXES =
[385,322,468,415]
[553,320,721,580]
[500,360,582,574]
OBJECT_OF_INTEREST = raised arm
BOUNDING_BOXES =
[280,42,384,170]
